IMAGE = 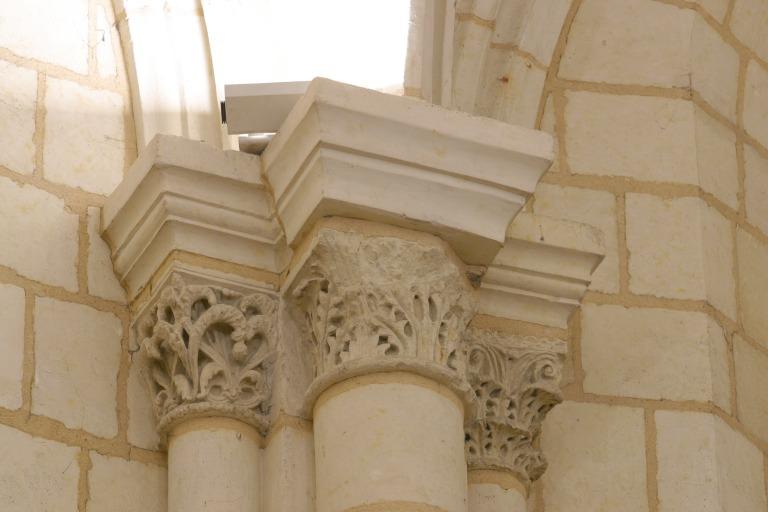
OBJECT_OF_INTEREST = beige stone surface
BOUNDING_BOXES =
[560,0,693,87]
[264,424,315,512]
[0,176,79,291]
[692,0,730,21]
[626,194,705,300]
[730,0,768,62]
[656,410,767,512]
[514,0,571,67]
[468,482,526,512]
[745,144,768,236]
[734,336,768,444]
[43,77,126,195]
[744,61,768,150]
[565,91,698,184]
[541,401,648,512]
[691,16,739,122]
[0,284,24,410]
[88,452,167,512]
[313,379,467,512]
[736,228,768,348]
[695,107,739,210]
[87,207,126,303]
[126,353,160,450]
[533,183,618,293]
[32,297,122,438]
[581,305,729,404]
[0,423,79,511]
[95,5,118,78]
[169,424,261,512]
[700,202,737,320]
[0,0,89,73]
[0,60,36,175]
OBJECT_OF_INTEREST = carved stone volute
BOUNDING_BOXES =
[139,274,277,435]
[290,227,476,410]
[464,328,566,484]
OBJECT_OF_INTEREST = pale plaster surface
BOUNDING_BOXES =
[0,60,36,175]
[0,423,79,511]
[0,284,24,410]
[0,0,89,73]
[745,144,768,236]
[656,410,767,512]
[32,297,122,438]
[542,401,648,512]
[734,336,768,445]
[736,228,768,349]
[581,304,730,406]
[168,423,262,512]
[43,77,126,195]
[88,452,167,512]
[0,176,79,291]
[565,91,698,184]
[313,378,467,512]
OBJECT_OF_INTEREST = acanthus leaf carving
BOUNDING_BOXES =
[139,274,277,434]
[464,328,566,485]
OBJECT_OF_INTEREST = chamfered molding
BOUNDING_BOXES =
[102,134,287,299]
[138,273,278,435]
[287,223,477,415]
[479,213,605,328]
[261,78,554,266]
[464,327,566,485]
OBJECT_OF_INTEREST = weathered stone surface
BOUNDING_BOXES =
[656,410,767,512]
[533,183,618,293]
[745,144,768,236]
[744,61,768,151]
[513,0,571,66]
[736,228,768,349]
[691,16,739,122]
[734,336,768,444]
[0,0,89,73]
[263,424,316,512]
[32,297,122,437]
[581,305,729,405]
[560,0,693,87]
[87,207,126,303]
[626,195,705,300]
[542,401,648,512]
[0,424,79,511]
[693,0,730,21]
[88,452,167,512]
[730,0,768,62]
[565,92,697,184]
[695,107,739,210]
[126,353,160,450]
[700,201,737,320]
[44,77,126,195]
[0,176,79,290]
[0,284,24,410]
[0,60,36,175]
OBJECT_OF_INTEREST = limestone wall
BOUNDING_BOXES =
[471,0,768,510]
[0,1,165,510]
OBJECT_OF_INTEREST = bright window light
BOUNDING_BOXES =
[204,0,411,93]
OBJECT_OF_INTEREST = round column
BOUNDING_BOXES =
[168,418,262,512]
[467,470,527,512]
[139,275,278,512]
[290,228,476,512]
[313,372,467,512]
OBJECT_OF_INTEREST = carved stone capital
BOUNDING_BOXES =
[138,274,277,435]
[464,328,566,485]
[289,226,476,411]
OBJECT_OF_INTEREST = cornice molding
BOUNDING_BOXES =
[464,327,566,484]
[262,78,554,266]
[139,273,277,435]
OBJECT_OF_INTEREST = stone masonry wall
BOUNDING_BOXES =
[470,0,768,510]
[0,1,166,511]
